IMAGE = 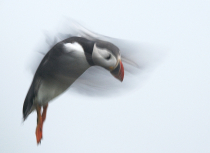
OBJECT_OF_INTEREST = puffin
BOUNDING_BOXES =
[23,36,124,144]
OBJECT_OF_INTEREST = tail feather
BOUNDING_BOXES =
[23,80,38,120]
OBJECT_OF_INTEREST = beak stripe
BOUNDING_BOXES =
[110,60,124,82]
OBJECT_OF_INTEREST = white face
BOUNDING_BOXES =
[92,44,118,70]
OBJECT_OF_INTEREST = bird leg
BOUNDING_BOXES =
[35,104,48,144]
[35,105,42,144]
[42,104,48,124]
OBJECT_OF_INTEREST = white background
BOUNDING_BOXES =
[0,0,210,152]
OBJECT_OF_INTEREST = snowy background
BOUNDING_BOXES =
[0,0,210,152]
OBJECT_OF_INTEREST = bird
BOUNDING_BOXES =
[23,20,164,144]
[23,35,124,144]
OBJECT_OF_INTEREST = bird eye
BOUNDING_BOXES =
[105,54,111,60]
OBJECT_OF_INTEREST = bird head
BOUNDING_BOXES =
[92,40,124,82]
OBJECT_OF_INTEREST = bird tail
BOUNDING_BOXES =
[23,83,36,121]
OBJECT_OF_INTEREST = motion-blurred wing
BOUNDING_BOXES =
[63,21,165,96]
[29,20,165,96]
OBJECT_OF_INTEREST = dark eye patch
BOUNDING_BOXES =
[105,54,111,60]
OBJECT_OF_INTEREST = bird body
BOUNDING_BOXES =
[23,37,94,119]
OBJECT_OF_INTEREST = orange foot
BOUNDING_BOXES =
[35,104,48,144]
[36,122,43,144]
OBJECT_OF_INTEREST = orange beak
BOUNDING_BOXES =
[110,60,124,82]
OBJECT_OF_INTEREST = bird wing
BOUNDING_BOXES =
[61,21,165,96]
[29,20,166,96]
